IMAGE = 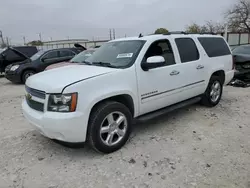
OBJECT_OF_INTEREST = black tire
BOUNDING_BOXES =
[201,76,223,107]
[22,70,35,84]
[87,101,132,154]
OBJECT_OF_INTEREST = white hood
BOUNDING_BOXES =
[26,65,116,93]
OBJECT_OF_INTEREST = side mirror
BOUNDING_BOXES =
[141,56,165,71]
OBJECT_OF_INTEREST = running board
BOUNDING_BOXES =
[136,97,201,122]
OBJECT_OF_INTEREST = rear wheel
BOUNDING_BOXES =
[87,101,132,154]
[22,70,35,84]
[201,76,223,107]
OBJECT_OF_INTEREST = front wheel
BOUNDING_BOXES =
[201,76,223,107]
[22,70,35,84]
[87,101,132,154]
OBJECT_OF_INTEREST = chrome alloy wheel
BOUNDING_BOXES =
[100,111,128,146]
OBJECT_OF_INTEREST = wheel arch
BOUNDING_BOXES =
[21,68,37,83]
[211,70,225,84]
[89,94,136,118]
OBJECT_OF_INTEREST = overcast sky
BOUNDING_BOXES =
[0,0,235,44]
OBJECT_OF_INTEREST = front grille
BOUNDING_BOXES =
[26,96,44,112]
[25,86,46,99]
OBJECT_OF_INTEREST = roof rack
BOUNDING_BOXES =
[164,31,187,35]
[163,31,217,35]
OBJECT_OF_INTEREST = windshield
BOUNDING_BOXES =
[86,40,146,68]
[232,45,250,55]
[70,49,95,63]
[30,50,45,61]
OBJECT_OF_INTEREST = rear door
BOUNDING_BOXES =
[58,49,76,62]
[174,37,207,97]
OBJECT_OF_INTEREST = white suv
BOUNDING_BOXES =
[22,33,234,153]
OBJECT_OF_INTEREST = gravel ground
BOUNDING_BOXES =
[0,77,250,188]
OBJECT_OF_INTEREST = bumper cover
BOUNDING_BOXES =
[5,72,21,83]
[22,99,88,143]
[225,70,235,85]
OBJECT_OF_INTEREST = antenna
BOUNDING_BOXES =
[139,33,143,38]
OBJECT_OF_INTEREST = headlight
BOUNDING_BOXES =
[10,65,20,71]
[48,93,78,112]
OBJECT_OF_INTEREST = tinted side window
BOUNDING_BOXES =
[144,40,175,66]
[59,50,75,57]
[43,51,58,59]
[175,38,199,63]
[198,37,231,57]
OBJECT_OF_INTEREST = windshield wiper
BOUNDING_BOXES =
[70,61,92,65]
[91,62,117,68]
[81,61,92,65]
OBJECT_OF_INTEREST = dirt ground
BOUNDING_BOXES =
[0,77,249,188]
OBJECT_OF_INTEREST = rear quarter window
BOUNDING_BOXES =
[198,37,231,57]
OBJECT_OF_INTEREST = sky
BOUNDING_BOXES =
[0,0,236,45]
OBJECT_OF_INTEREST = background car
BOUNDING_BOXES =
[232,45,250,80]
[5,48,80,83]
[45,48,96,70]
[0,46,38,73]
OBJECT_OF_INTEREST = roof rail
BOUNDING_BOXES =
[163,31,187,35]
[187,32,217,35]
[163,31,217,35]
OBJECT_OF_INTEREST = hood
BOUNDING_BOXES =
[9,47,30,60]
[45,62,76,70]
[26,65,117,93]
[233,53,250,64]
[12,58,31,66]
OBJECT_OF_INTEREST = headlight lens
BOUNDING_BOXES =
[10,65,20,71]
[48,93,77,112]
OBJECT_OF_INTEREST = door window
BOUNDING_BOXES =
[42,51,59,59]
[144,40,175,66]
[59,50,75,57]
[175,38,200,63]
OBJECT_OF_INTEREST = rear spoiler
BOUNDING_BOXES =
[74,43,87,51]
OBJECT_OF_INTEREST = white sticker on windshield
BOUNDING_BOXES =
[117,53,133,58]
[85,54,92,57]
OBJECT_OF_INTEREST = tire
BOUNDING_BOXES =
[201,76,223,107]
[87,101,132,154]
[22,70,35,84]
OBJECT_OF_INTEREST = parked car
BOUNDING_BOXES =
[45,48,96,70]
[5,48,80,83]
[232,45,250,80]
[22,33,234,153]
[0,46,38,73]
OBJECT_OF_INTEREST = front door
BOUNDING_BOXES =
[40,50,60,70]
[136,39,186,115]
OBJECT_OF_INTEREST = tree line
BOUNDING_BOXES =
[154,0,250,34]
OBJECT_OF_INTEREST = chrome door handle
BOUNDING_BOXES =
[196,65,204,69]
[170,70,180,76]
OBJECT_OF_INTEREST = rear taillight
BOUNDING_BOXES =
[232,55,235,70]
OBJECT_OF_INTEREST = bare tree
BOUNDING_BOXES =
[186,21,224,33]
[226,0,250,32]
